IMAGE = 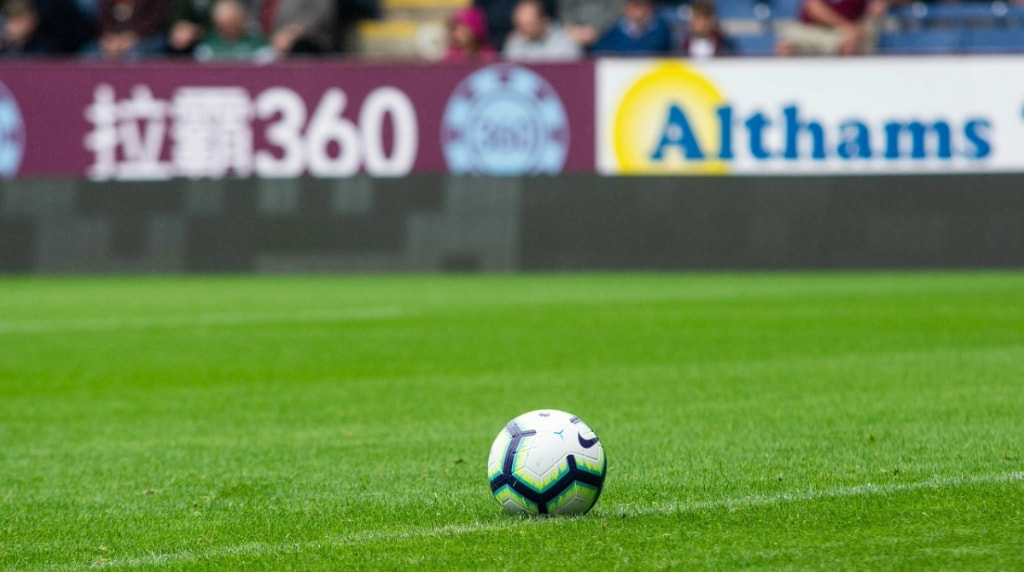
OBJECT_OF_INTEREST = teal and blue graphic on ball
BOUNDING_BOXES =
[487,409,606,516]
[441,64,569,176]
[0,82,25,180]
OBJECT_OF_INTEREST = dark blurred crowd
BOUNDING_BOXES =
[0,0,367,58]
[447,0,736,60]
[1,0,1019,60]
[452,0,1022,60]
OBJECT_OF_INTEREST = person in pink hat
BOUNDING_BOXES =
[444,6,498,62]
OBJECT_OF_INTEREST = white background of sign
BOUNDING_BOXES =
[597,57,1024,175]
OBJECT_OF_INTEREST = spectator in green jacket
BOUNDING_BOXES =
[194,0,271,60]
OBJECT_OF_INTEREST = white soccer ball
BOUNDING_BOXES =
[487,409,606,516]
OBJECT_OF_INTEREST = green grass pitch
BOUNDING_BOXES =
[1,272,1022,570]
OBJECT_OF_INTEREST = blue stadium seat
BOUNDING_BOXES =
[890,2,1011,29]
[961,28,1024,53]
[923,2,1001,22]
[1006,5,1024,26]
[877,29,961,54]
[731,32,777,55]
[659,4,689,45]
[771,0,801,20]
[716,0,771,21]
[659,4,688,25]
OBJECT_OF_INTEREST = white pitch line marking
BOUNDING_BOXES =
[81,470,1024,570]
[0,308,405,335]
[614,470,1024,517]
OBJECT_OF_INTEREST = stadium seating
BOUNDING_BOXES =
[354,0,1024,57]
[880,3,1024,55]
[889,2,1015,30]
[877,29,962,54]
[961,28,1024,53]
[716,0,772,24]
[731,31,776,55]
[357,0,463,57]
[769,0,801,20]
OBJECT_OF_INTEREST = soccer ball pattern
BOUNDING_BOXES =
[488,409,606,516]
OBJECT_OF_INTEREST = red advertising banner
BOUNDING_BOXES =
[0,60,594,180]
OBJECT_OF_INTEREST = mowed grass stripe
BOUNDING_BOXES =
[4,342,1019,469]
[82,471,1024,570]
[0,308,404,335]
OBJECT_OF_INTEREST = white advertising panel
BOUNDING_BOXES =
[597,57,1024,175]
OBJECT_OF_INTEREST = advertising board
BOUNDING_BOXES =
[597,57,1024,175]
[0,61,593,180]
[3,57,1024,179]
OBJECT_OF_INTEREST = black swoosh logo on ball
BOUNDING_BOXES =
[578,434,599,449]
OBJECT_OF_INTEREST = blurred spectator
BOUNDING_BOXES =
[167,0,215,54]
[591,0,672,54]
[776,0,888,55]
[83,0,171,58]
[258,0,336,55]
[1,0,94,54]
[559,0,617,47]
[1,0,42,53]
[194,0,270,60]
[444,6,497,62]
[474,0,556,49]
[679,0,733,58]
[73,0,96,17]
[335,0,379,53]
[503,0,581,61]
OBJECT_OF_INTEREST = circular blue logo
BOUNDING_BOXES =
[441,64,569,176]
[0,81,25,180]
